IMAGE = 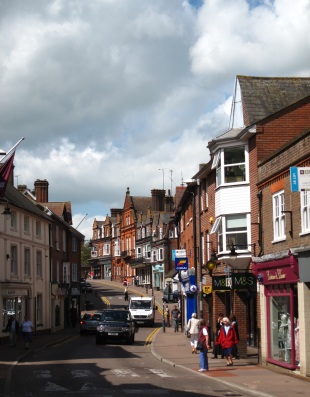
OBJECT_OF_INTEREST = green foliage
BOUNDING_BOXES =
[81,242,91,266]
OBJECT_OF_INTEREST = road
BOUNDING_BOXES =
[8,283,252,397]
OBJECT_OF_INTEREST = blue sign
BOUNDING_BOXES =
[290,167,299,192]
[175,257,188,270]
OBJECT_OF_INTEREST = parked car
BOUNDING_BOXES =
[96,309,135,345]
[80,312,102,335]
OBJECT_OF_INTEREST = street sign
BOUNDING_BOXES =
[174,249,187,258]
[202,286,212,294]
[175,257,188,270]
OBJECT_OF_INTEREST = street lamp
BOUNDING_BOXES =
[205,250,218,276]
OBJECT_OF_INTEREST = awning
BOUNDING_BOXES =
[130,263,152,269]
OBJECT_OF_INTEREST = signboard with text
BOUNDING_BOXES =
[290,167,310,192]
[212,273,256,291]
[175,257,188,271]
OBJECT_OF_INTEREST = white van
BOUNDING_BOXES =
[129,296,156,326]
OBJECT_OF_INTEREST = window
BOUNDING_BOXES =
[37,294,43,324]
[144,244,151,258]
[36,221,41,238]
[63,263,70,283]
[72,237,77,252]
[10,246,18,275]
[114,240,120,256]
[24,216,30,234]
[273,190,286,241]
[36,251,42,277]
[63,231,67,252]
[104,243,110,255]
[24,248,31,276]
[301,190,310,233]
[10,211,17,230]
[55,226,59,250]
[210,217,221,234]
[215,214,248,253]
[213,146,247,187]
[72,263,78,282]
[152,249,157,262]
[158,248,164,260]
[136,247,142,258]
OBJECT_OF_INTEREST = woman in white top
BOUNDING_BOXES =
[21,316,34,349]
[187,313,200,354]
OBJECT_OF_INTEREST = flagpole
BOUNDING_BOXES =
[0,137,25,163]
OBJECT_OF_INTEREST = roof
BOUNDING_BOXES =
[131,196,152,213]
[237,75,310,126]
[2,183,51,221]
[40,201,72,225]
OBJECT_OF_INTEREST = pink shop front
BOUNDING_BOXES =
[253,253,300,370]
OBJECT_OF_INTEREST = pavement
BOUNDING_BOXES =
[1,279,309,397]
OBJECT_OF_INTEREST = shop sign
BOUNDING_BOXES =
[175,257,188,270]
[6,289,28,296]
[212,273,256,291]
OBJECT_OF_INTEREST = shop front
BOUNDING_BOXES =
[253,253,299,369]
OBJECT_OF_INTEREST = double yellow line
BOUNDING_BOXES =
[144,327,161,347]
[101,296,110,306]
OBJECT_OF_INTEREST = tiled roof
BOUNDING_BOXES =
[238,75,310,126]
[131,196,152,213]
[3,183,50,221]
[40,201,72,225]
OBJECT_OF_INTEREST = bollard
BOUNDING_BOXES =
[162,318,166,333]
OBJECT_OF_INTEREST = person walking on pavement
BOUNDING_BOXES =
[229,313,240,359]
[216,316,238,366]
[170,305,181,332]
[6,314,19,347]
[124,286,129,301]
[164,305,170,326]
[21,315,34,349]
[186,313,200,354]
[212,312,224,359]
[198,319,210,372]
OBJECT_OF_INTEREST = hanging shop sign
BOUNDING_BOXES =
[212,272,256,291]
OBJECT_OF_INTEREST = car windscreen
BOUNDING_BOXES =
[102,312,130,322]
[130,301,151,309]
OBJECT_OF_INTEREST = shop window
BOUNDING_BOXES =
[267,284,299,367]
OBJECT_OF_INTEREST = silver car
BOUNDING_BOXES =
[80,312,102,335]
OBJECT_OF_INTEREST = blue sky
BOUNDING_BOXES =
[1,0,310,240]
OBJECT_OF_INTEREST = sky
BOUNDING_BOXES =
[1,0,310,241]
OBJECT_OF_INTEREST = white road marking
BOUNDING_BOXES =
[71,369,95,378]
[41,382,69,392]
[149,369,174,378]
[112,369,140,377]
[34,370,51,378]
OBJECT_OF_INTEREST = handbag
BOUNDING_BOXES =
[196,341,204,350]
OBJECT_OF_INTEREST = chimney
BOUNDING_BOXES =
[151,189,165,211]
[164,192,174,212]
[110,208,123,218]
[34,179,49,203]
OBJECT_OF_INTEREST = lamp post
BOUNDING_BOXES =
[205,251,218,276]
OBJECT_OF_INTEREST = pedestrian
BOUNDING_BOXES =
[124,286,129,301]
[212,312,224,359]
[21,315,34,349]
[5,314,19,347]
[164,305,170,326]
[216,316,238,366]
[170,305,181,332]
[229,314,240,359]
[70,307,77,328]
[186,313,200,354]
[197,319,210,372]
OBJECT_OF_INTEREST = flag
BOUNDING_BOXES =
[0,151,15,198]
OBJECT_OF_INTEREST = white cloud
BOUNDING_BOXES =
[1,0,310,239]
